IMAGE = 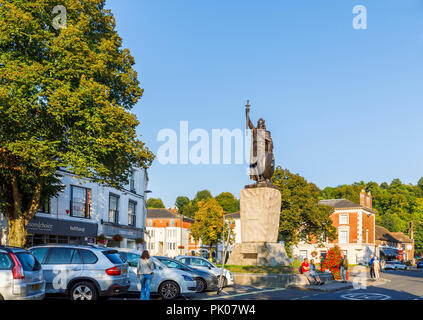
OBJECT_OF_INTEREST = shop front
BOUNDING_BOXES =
[102,222,145,249]
[26,216,98,247]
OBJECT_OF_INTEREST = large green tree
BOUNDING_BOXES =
[215,192,240,213]
[175,196,189,213]
[0,0,154,246]
[272,167,336,256]
[146,198,165,209]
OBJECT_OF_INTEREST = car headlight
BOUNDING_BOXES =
[183,275,194,282]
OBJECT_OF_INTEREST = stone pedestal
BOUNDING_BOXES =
[226,187,289,266]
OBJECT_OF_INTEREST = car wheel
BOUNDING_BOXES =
[159,281,180,300]
[70,282,98,301]
[218,276,227,288]
[196,278,207,293]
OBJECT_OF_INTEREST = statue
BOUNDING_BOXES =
[245,100,275,188]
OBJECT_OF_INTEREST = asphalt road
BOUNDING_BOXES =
[45,268,423,301]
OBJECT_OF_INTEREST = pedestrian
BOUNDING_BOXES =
[340,254,349,283]
[301,258,323,285]
[369,255,375,279]
[310,259,324,285]
[137,250,155,300]
[373,257,380,280]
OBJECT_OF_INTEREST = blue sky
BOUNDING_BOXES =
[106,0,423,207]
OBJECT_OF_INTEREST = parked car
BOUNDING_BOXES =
[115,248,197,299]
[175,255,234,287]
[384,261,408,271]
[29,244,129,300]
[0,246,45,300]
[417,261,423,269]
[154,256,218,292]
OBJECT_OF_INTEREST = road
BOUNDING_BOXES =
[45,268,423,301]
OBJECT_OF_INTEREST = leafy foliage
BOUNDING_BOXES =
[215,192,240,213]
[271,166,336,256]
[0,0,154,246]
[146,198,165,209]
[322,178,423,255]
[190,198,226,247]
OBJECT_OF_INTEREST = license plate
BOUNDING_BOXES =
[32,284,41,291]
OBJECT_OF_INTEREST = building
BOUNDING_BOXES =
[2,168,149,249]
[146,208,204,257]
[375,225,414,262]
[292,190,376,265]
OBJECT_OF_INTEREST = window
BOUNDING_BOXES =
[103,250,125,264]
[45,248,75,264]
[299,250,307,260]
[128,201,137,226]
[148,220,152,227]
[30,247,49,264]
[339,214,349,225]
[339,230,349,244]
[180,258,190,264]
[71,186,91,218]
[170,219,174,227]
[0,253,12,270]
[79,249,98,264]
[129,170,136,192]
[109,194,120,224]
[191,258,214,268]
[38,198,50,214]
[125,252,140,268]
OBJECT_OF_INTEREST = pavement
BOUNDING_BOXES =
[44,268,423,301]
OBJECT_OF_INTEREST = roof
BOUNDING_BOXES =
[147,208,194,223]
[319,199,376,214]
[390,232,413,243]
[375,225,413,243]
[224,212,240,219]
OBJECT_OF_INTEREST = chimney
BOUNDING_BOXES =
[366,191,372,209]
[360,189,366,206]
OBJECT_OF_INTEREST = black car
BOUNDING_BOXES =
[417,261,423,269]
[154,256,218,292]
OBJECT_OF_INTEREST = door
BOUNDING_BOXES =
[42,247,83,293]
[123,252,141,292]
[158,242,164,256]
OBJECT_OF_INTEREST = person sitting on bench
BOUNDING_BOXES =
[301,258,324,285]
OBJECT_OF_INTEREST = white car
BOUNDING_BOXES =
[384,261,407,271]
[116,249,197,300]
[175,255,234,287]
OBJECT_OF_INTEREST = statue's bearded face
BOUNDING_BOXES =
[257,119,266,129]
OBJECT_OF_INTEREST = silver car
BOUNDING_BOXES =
[29,244,129,300]
[0,246,45,300]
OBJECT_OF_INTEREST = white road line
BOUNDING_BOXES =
[202,287,287,300]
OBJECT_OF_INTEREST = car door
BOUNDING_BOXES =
[150,259,165,293]
[124,252,141,292]
[42,248,83,293]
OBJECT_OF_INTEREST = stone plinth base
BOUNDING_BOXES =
[240,187,281,243]
[226,242,289,266]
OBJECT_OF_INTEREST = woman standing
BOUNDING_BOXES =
[137,250,155,300]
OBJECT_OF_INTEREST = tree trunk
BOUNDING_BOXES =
[7,216,27,247]
[6,176,41,248]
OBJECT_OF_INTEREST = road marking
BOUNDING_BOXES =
[202,287,287,300]
[341,293,390,300]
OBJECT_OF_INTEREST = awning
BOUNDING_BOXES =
[379,247,398,257]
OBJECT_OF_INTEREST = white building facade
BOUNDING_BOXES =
[2,168,149,249]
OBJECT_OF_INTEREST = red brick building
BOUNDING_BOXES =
[293,190,376,264]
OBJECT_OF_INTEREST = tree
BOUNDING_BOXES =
[0,0,154,246]
[146,198,165,209]
[193,190,213,205]
[272,167,336,256]
[175,196,189,213]
[215,192,240,213]
[190,198,224,250]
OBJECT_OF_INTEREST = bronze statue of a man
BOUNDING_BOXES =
[245,100,275,188]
